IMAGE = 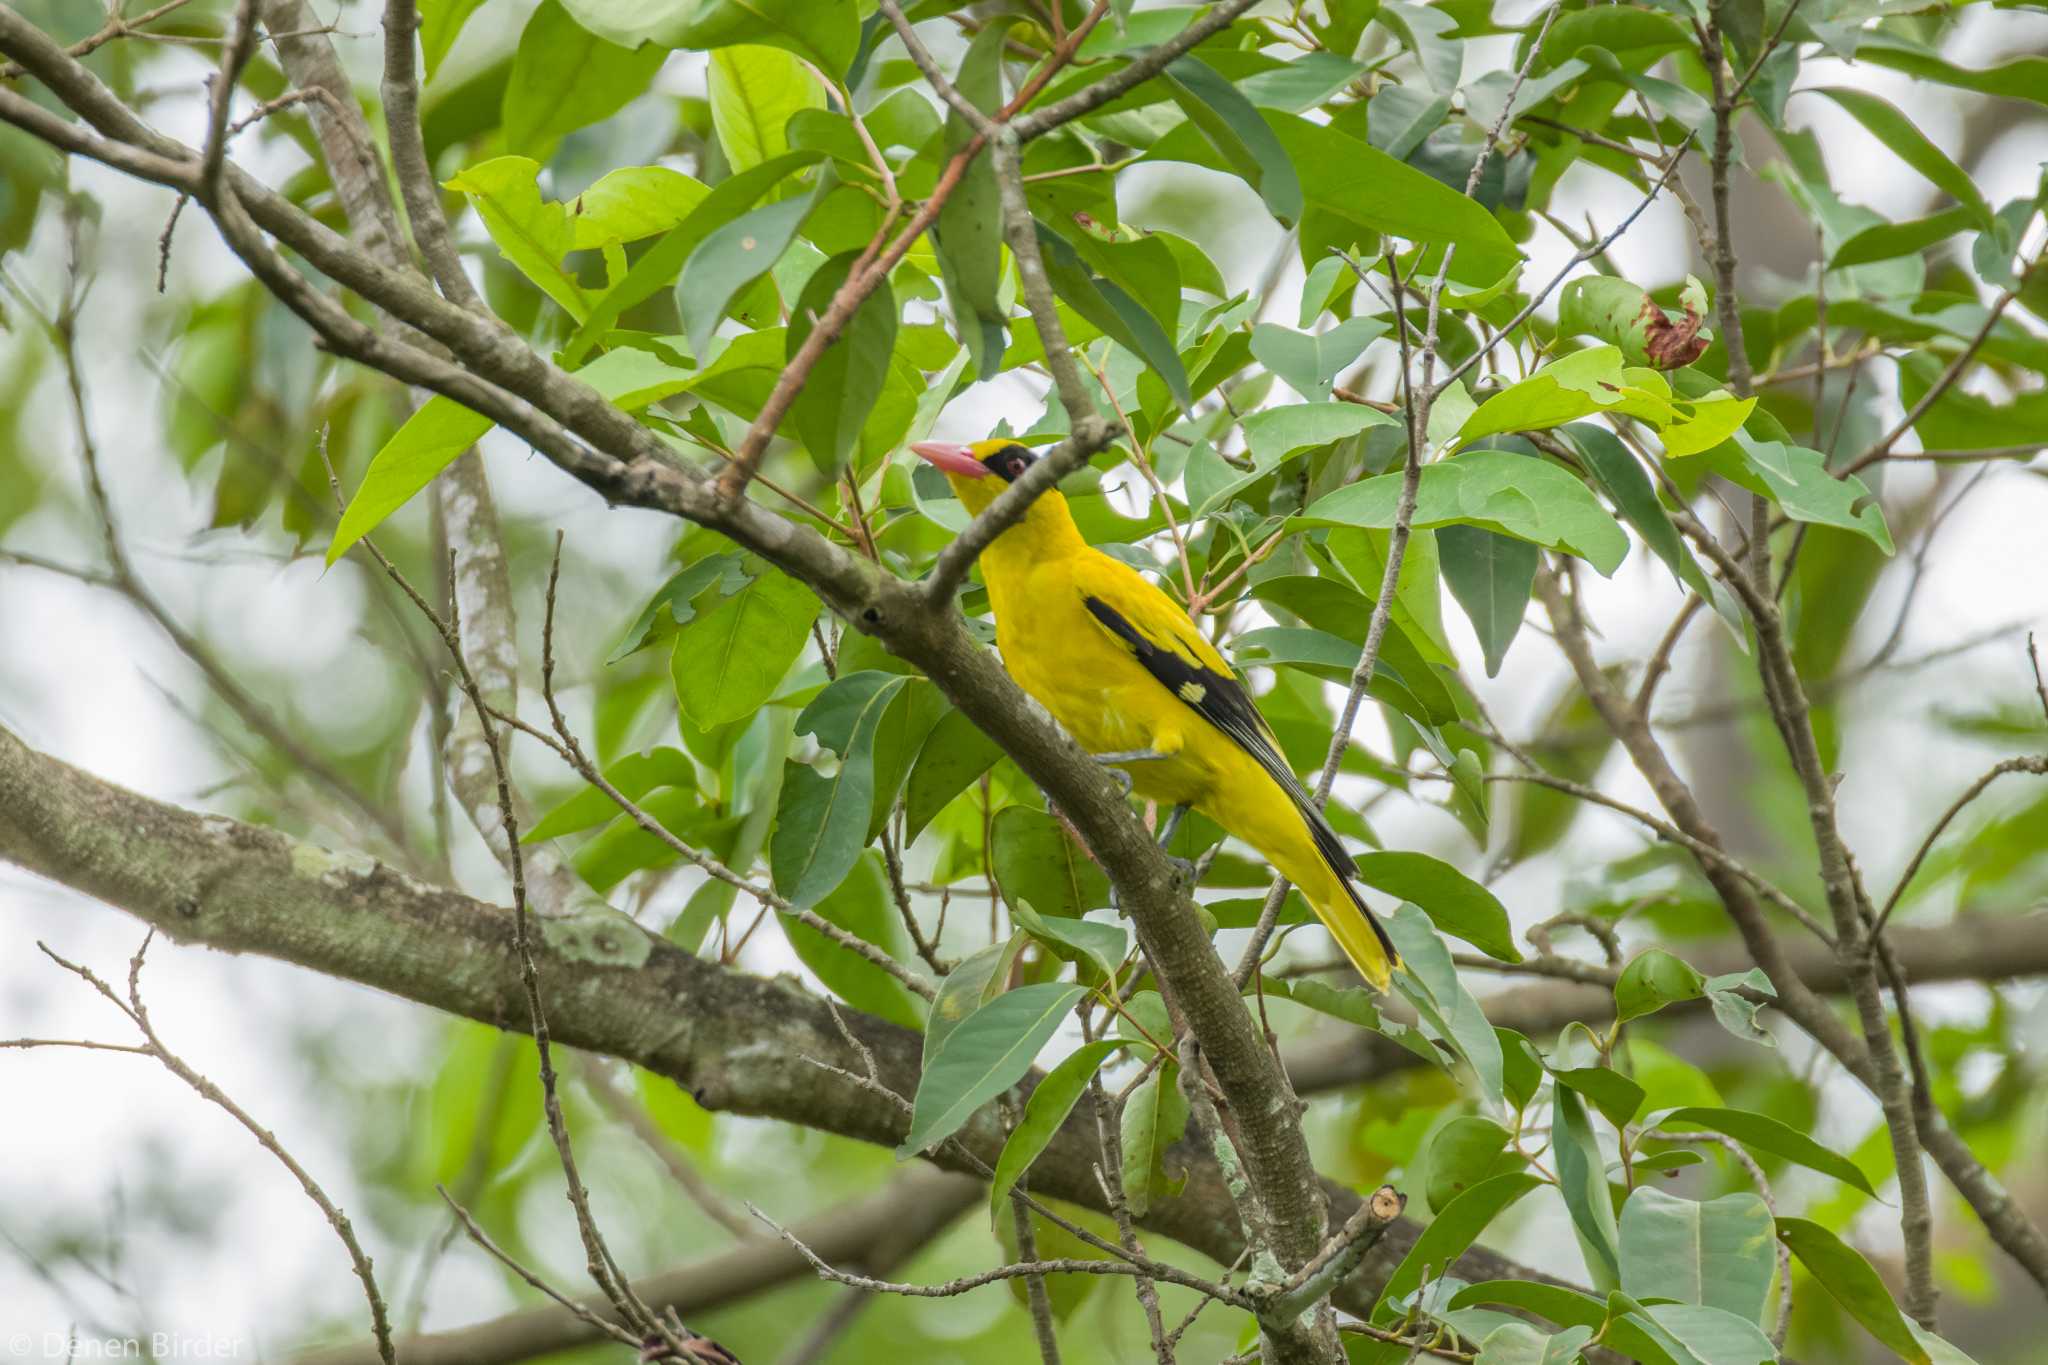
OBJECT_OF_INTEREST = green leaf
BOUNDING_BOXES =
[992,806,1111,919]
[1451,1282,1695,1365]
[678,171,827,356]
[1734,435,1893,553]
[1777,1217,1931,1364]
[709,43,822,172]
[1375,1173,1544,1319]
[565,150,819,364]
[1620,1187,1775,1328]
[672,566,820,729]
[1034,223,1192,414]
[1460,346,1628,443]
[1161,56,1302,225]
[1438,524,1536,678]
[1154,109,1523,284]
[1280,977,1386,1030]
[1896,350,2048,451]
[1553,1081,1623,1290]
[525,746,696,842]
[572,787,726,892]
[1247,573,1454,712]
[1551,1066,1646,1131]
[934,19,1012,382]
[1012,903,1128,986]
[1425,1116,1526,1214]
[1191,404,1395,520]
[899,983,1086,1157]
[1562,423,1728,622]
[562,0,859,72]
[1627,1302,1776,1365]
[420,0,486,79]
[783,849,923,1028]
[1240,50,1368,112]
[1809,89,1993,228]
[1325,525,1456,666]
[768,672,909,907]
[1474,1323,1596,1365]
[1350,851,1519,963]
[1119,1061,1190,1217]
[1830,205,1978,269]
[863,678,944,841]
[327,398,490,564]
[1704,969,1777,1049]
[1381,0,1463,93]
[1852,32,2048,108]
[925,937,1020,1065]
[1296,449,1630,575]
[1248,317,1387,402]
[1615,949,1707,1023]
[783,249,896,476]
[903,708,1002,840]
[1386,903,1505,1109]
[1653,1107,1879,1197]
[987,1039,1123,1227]
[569,166,710,251]
[609,554,746,662]
[445,156,590,320]
[504,1,667,159]
[1366,83,1452,161]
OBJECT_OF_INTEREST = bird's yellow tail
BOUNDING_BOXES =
[1299,859,1399,994]
[1210,777,1401,992]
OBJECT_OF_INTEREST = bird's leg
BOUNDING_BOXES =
[1156,803,1197,887]
[1090,749,1169,795]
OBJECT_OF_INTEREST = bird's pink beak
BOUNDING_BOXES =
[911,441,988,478]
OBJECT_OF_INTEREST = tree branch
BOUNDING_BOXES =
[378,0,487,312]
[1279,910,2048,1094]
[0,723,1570,1363]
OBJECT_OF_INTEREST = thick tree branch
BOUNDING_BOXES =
[1280,910,2048,1093]
[302,1170,981,1365]
[0,724,1564,1361]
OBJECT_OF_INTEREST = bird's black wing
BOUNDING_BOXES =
[1082,595,1355,877]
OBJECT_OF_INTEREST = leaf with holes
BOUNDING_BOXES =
[672,566,820,730]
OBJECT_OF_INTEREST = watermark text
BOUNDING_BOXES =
[7,1334,246,1360]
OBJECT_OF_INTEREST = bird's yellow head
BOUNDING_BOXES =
[911,438,1054,517]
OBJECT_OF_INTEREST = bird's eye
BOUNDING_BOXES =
[1008,456,1028,477]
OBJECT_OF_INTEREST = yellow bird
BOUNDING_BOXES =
[912,438,1400,991]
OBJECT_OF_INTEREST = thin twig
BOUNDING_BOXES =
[1875,755,2048,934]
[197,0,259,200]
[36,937,397,1364]
[381,0,486,311]
[356,534,675,1346]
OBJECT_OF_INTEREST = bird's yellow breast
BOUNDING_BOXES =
[987,555,1238,809]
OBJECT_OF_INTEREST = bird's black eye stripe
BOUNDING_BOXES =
[981,444,1038,482]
